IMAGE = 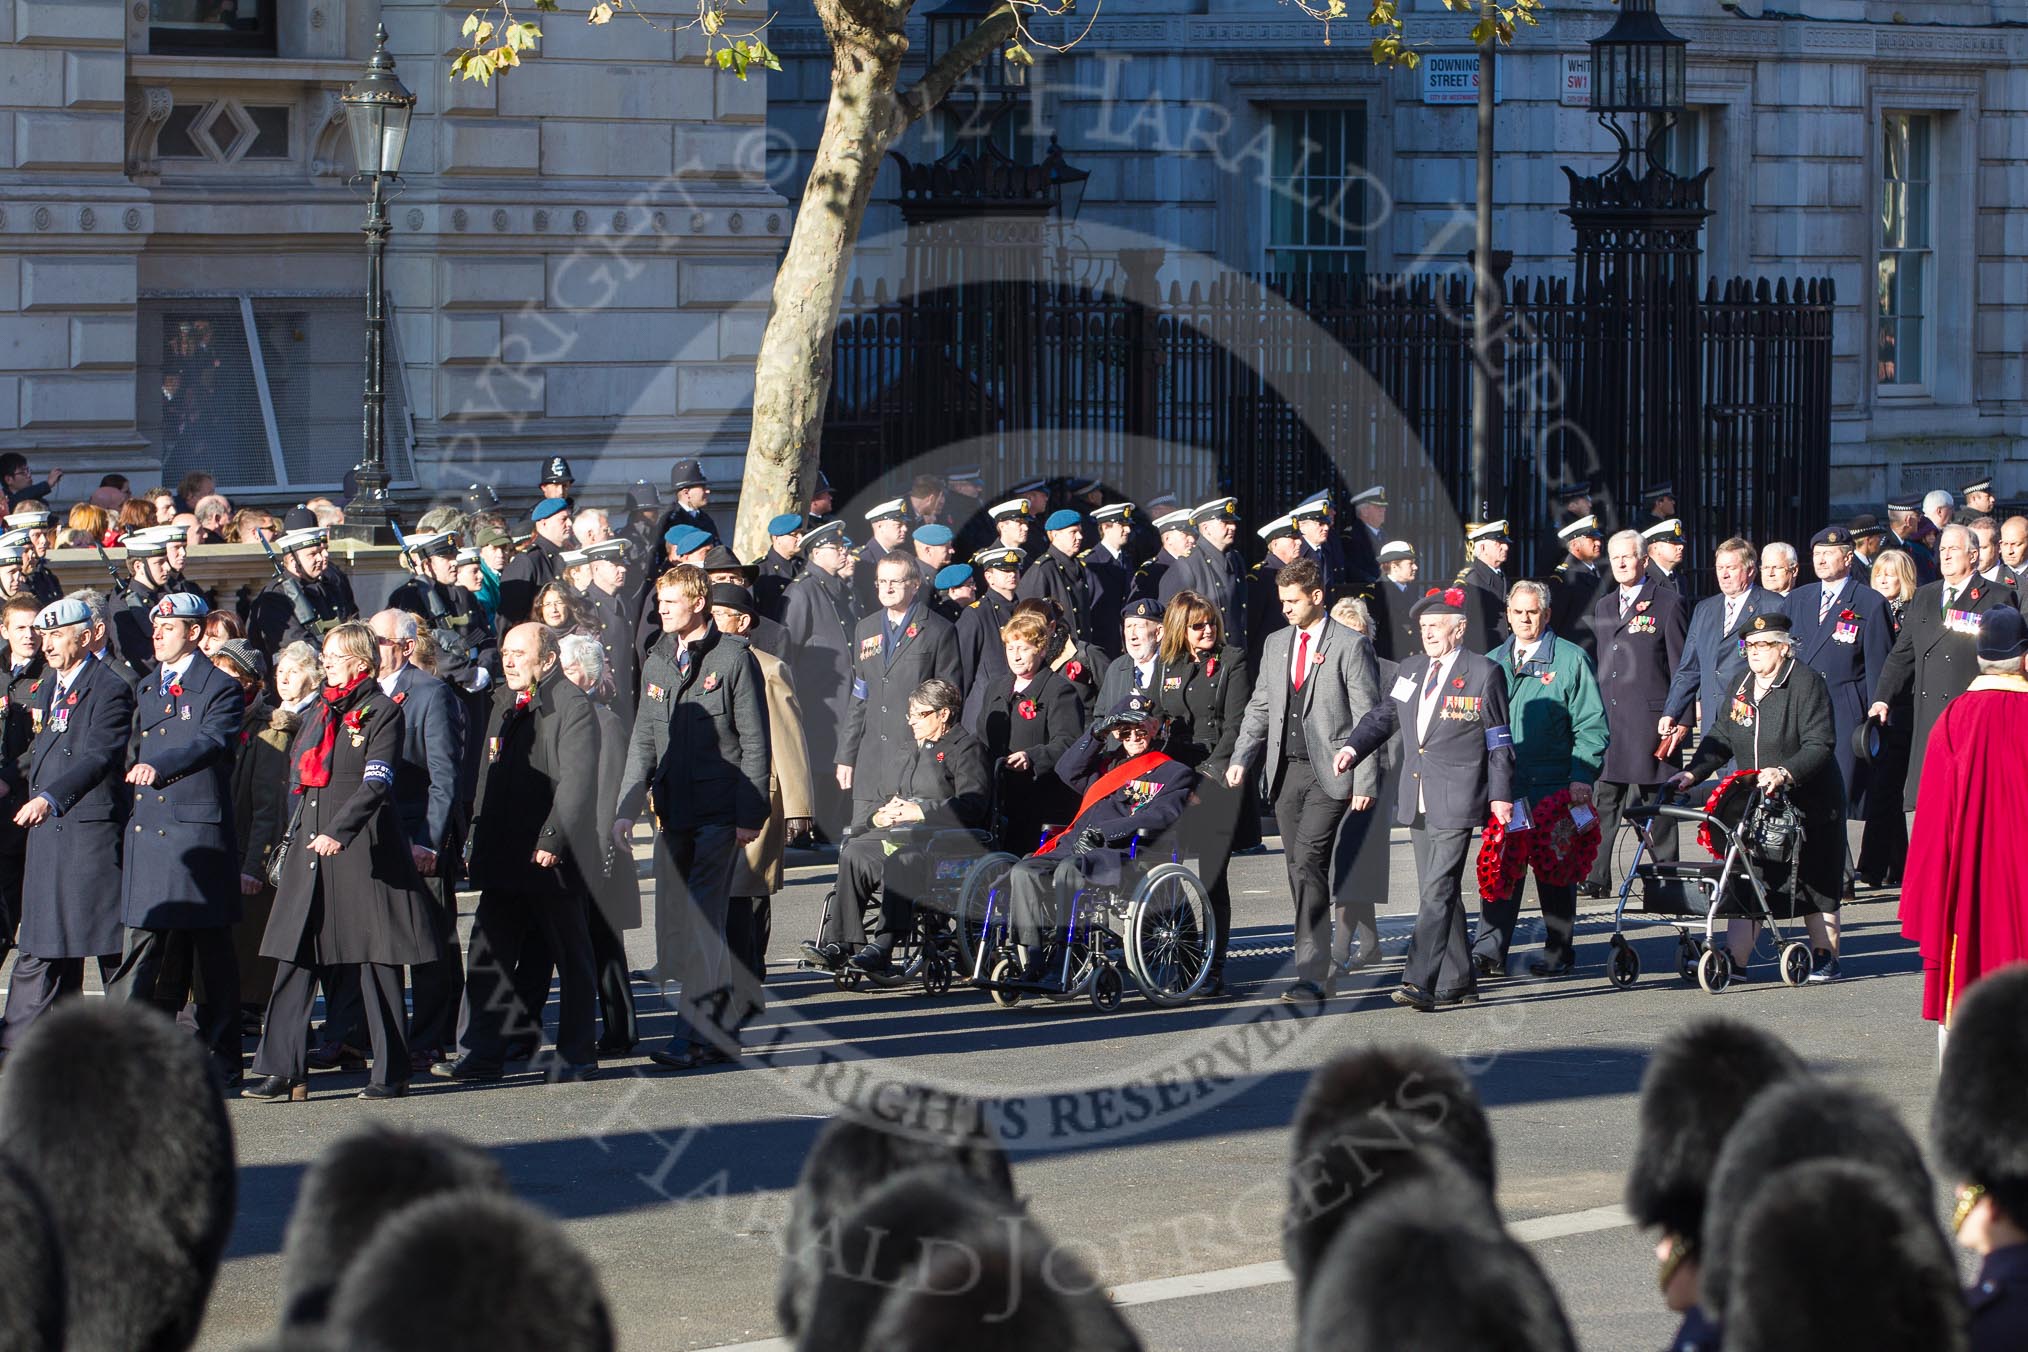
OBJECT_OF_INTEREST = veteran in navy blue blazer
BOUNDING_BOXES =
[1783,526,1893,813]
[1663,538,1782,747]
[0,598,136,1056]
[108,593,245,1077]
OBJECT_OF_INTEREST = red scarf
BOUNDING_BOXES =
[1035,750,1171,855]
[296,671,370,791]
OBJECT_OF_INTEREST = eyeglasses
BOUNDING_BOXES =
[1186,620,1217,631]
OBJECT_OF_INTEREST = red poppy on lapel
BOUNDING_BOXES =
[343,708,365,730]
[1635,599,1651,613]
[1066,659,1083,680]
[1017,698,1037,720]
[1839,609,1858,623]
[64,691,77,706]
[935,750,945,762]
[1971,587,1984,602]
[168,682,183,699]
[702,671,720,692]
[1451,676,1466,690]
[392,691,407,705]
[1203,657,1216,679]
[905,622,920,639]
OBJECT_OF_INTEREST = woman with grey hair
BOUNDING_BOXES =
[1667,610,1845,980]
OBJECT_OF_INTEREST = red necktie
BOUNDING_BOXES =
[1293,630,1309,691]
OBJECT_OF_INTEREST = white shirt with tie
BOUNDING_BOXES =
[1288,617,1327,689]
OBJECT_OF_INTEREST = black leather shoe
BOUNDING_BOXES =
[1280,979,1330,1005]
[1389,985,1436,1012]
[1193,977,1236,1001]
[1472,954,1505,978]
[1434,988,1481,1007]
[846,945,891,974]
[1527,954,1576,977]
[305,1040,367,1071]
[429,1055,504,1082]
[548,1062,599,1083]
[647,1042,735,1071]
[357,1082,408,1100]
[1580,882,1609,900]
[596,1033,636,1056]
[242,1075,306,1102]
[800,941,847,970]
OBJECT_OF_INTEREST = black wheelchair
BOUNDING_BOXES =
[964,826,1216,1013]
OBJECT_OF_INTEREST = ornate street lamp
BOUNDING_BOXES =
[1588,0,1688,173]
[339,24,414,538]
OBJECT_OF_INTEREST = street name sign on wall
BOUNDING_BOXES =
[1420,53,1504,105]
[1560,54,1591,107]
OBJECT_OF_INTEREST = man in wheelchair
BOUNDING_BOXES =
[801,678,991,975]
[1006,694,1198,981]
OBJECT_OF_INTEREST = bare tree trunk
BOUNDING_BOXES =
[732,0,1016,560]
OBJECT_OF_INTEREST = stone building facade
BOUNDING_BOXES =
[0,0,781,506]
[767,0,2028,514]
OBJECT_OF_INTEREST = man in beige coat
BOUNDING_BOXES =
[711,585,813,992]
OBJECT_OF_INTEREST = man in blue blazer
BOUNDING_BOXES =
[109,592,244,1079]
[1661,537,1781,752]
[1783,526,1893,825]
[0,598,136,1056]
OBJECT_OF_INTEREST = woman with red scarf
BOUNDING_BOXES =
[244,622,441,1102]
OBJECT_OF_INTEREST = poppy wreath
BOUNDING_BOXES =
[1696,769,1761,859]
[1475,813,1531,903]
[1527,790,1602,887]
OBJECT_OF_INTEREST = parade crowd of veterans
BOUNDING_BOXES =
[0,458,2019,1089]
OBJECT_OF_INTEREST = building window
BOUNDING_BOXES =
[1879,112,1934,388]
[149,0,277,56]
[139,296,414,492]
[1660,109,1706,179]
[1266,107,1369,278]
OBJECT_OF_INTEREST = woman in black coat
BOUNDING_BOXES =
[245,622,442,1101]
[970,608,1082,853]
[1668,612,1845,980]
[1153,590,1251,996]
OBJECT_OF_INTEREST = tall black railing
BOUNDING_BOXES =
[823,267,1833,579]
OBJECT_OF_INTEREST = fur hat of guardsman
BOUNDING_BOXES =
[1283,1044,1497,1304]
[855,1193,1142,1352]
[0,1000,235,1352]
[1624,1019,1808,1251]
[1701,1080,1938,1327]
[776,1110,1017,1341]
[325,1193,614,1352]
[1297,1150,1574,1352]
[1721,1159,1968,1352]
[1935,964,2028,1226]
[278,1126,508,1327]
[0,1155,63,1352]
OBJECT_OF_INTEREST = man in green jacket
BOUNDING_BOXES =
[1473,579,1609,978]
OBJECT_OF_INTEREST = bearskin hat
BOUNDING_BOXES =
[279,1125,508,1325]
[0,1000,234,1352]
[1722,1159,1967,1352]
[1625,1018,1808,1245]
[777,1108,1017,1338]
[1935,964,2028,1224]
[0,1153,63,1352]
[1701,1080,1936,1324]
[1283,1044,1496,1302]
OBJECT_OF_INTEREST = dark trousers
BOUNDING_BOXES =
[254,960,408,1087]
[1186,776,1244,978]
[655,823,738,1049]
[726,896,771,984]
[1588,779,1679,891]
[0,954,85,1051]
[407,873,465,1053]
[512,904,637,1051]
[461,887,598,1068]
[1008,855,1084,947]
[1472,872,1578,967]
[1404,821,1475,997]
[109,925,242,1072]
[0,834,23,965]
[824,832,926,949]
[1329,796,1385,957]
[1274,759,1348,985]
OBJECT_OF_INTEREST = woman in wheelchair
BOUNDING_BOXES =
[1006,695,1198,981]
[969,607,1083,853]
[1665,611,1846,982]
[802,678,991,974]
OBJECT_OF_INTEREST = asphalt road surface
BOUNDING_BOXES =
[20,826,1941,1352]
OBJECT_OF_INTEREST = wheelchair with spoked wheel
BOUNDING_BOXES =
[963,825,1216,1013]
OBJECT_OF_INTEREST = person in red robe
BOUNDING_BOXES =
[1900,605,2028,1048]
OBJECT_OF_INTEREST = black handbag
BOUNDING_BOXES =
[265,797,305,890]
[1740,789,1803,866]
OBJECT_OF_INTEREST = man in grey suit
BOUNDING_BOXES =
[1661,537,1781,753]
[1339,587,1515,1011]
[1228,559,1382,1003]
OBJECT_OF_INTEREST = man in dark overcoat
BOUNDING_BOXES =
[837,553,961,830]
[955,546,1024,691]
[779,521,857,837]
[1586,529,1690,898]
[1158,498,1248,655]
[0,598,134,1053]
[439,622,601,1082]
[1339,588,1515,1011]
[496,498,573,627]
[0,594,43,962]
[1663,536,1782,753]
[616,564,771,1070]
[1451,519,1511,653]
[1784,525,1893,826]
[1016,510,1098,651]
[108,592,244,1079]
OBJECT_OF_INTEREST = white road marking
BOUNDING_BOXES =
[686,1202,1635,1351]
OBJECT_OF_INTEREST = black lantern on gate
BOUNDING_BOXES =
[338,24,415,540]
[1588,0,1688,174]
